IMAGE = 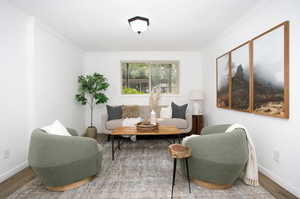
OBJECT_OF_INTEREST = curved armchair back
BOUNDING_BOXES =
[201,124,231,135]
[28,129,103,187]
[29,129,99,167]
[183,124,249,186]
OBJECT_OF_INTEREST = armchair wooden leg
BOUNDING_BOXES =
[191,178,232,190]
[47,176,93,192]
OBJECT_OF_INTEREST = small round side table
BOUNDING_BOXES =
[168,144,192,199]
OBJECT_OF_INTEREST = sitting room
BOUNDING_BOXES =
[0,0,299,198]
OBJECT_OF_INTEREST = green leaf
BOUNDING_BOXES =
[75,73,109,108]
[95,93,109,104]
[75,94,87,105]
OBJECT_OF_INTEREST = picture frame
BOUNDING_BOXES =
[215,21,289,119]
[251,21,289,118]
[230,42,251,112]
[216,53,230,109]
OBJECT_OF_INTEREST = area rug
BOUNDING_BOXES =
[8,139,274,199]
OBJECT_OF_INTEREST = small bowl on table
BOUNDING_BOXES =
[136,121,159,132]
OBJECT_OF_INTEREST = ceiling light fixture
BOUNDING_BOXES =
[128,16,150,34]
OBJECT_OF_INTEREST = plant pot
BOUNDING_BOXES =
[85,126,97,139]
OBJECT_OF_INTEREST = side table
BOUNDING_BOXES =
[191,115,204,135]
[168,144,192,199]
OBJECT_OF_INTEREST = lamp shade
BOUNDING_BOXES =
[128,16,149,34]
[189,90,204,100]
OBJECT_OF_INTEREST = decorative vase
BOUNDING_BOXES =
[85,126,97,139]
[150,110,157,124]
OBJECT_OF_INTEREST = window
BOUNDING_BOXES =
[121,61,179,95]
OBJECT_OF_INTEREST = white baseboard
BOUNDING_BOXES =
[259,164,300,198]
[0,161,28,183]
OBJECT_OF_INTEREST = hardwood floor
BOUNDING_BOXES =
[0,168,35,199]
[0,168,298,199]
[259,172,298,199]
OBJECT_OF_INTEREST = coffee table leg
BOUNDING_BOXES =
[117,136,121,150]
[185,158,191,193]
[177,134,181,143]
[171,158,177,199]
[112,135,114,161]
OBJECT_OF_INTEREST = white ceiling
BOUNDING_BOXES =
[10,0,260,51]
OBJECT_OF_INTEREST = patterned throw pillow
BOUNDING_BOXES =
[171,102,188,119]
[122,105,140,118]
[106,105,123,121]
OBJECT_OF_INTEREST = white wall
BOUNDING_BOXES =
[83,51,203,130]
[0,1,85,182]
[33,22,84,132]
[0,1,31,182]
[201,0,300,197]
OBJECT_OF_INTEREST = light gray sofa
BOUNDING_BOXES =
[100,105,192,134]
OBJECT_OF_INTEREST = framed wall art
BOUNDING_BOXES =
[230,42,251,112]
[252,22,289,118]
[216,54,230,108]
[215,21,289,119]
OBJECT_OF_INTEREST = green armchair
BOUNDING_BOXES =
[28,128,103,191]
[182,124,249,189]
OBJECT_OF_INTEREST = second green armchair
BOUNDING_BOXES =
[182,124,249,189]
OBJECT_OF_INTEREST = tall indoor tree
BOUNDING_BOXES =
[75,73,109,138]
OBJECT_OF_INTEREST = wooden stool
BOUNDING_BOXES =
[168,144,192,199]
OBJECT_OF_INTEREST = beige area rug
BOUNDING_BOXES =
[8,139,274,199]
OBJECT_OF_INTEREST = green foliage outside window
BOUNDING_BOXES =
[122,87,145,94]
[121,62,179,95]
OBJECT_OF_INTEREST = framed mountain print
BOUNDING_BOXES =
[252,21,289,118]
[216,54,230,108]
[230,42,251,112]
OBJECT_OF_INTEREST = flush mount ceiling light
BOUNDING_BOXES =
[128,16,150,34]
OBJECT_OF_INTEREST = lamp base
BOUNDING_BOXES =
[192,101,201,115]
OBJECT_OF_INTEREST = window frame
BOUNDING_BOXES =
[120,60,180,96]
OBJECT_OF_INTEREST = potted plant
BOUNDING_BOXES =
[75,73,109,138]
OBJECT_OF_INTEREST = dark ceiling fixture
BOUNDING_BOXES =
[128,16,150,34]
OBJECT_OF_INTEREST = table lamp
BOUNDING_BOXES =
[189,90,204,115]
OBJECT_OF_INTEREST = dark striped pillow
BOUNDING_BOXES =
[171,102,188,119]
[106,105,123,121]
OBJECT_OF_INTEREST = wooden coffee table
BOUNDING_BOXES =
[111,126,183,160]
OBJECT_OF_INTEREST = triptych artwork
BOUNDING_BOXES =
[216,21,289,118]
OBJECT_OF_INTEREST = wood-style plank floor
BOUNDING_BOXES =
[259,172,298,199]
[0,168,35,199]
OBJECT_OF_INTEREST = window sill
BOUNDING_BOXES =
[120,94,181,97]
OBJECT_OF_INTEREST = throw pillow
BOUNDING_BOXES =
[41,120,71,136]
[107,105,123,121]
[122,117,142,126]
[122,105,140,118]
[171,102,188,119]
[160,106,171,118]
